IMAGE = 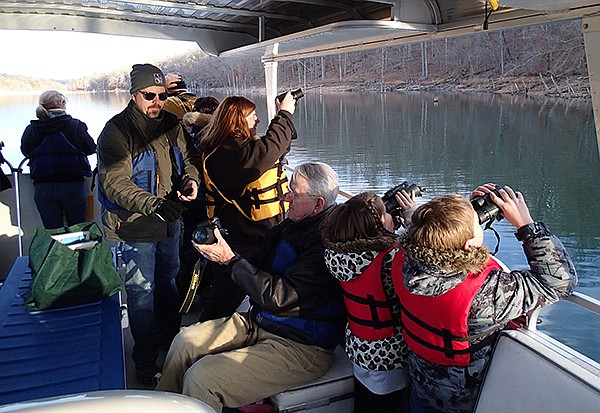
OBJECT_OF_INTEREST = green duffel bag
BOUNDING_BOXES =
[26,221,122,310]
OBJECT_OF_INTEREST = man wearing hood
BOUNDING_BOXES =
[96,63,201,386]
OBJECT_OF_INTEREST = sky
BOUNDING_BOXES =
[0,30,199,80]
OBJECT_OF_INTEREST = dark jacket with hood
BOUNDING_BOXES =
[21,113,96,183]
[396,222,577,413]
[97,100,201,242]
[226,205,346,350]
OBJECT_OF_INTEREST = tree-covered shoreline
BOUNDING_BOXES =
[2,20,591,100]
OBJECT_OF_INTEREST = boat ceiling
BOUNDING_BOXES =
[1,1,600,61]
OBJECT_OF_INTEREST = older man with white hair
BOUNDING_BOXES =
[157,162,346,413]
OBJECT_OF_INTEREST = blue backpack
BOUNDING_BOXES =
[29,124,92,180]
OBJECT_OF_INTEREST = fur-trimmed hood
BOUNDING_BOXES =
[324,236,396,283]
[396,235,490,297]
[324,233,396,254]
[182,112,212,131]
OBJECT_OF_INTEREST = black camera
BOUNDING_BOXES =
[276,88,304,103]
[471,185,504,225]
[382,181,424,214]
[192,217,228,245]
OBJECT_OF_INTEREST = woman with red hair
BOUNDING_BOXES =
[197,93,297,320]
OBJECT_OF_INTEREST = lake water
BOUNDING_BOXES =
[1,91,599,361]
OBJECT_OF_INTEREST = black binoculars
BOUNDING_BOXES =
[471,185,504,225]
[382,181,424,214]
[276,89,304,103]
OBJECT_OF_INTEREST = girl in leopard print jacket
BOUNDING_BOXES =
[322,191,416,413]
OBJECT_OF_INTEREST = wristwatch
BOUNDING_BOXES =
[514,222,550,241]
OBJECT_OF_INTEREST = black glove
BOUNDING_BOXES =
[154,199,185,224]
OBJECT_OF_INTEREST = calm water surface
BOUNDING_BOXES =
[1,91,598,361]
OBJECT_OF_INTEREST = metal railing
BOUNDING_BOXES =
[528,291,600,332]
[0,141,28,257]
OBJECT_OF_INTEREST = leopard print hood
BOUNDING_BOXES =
[396,234,490,297]
[324,236,396,283]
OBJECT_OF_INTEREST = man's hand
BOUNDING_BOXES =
[178,180,198,201]
[193,228,236,265]
[155,199,185,224]
[165,73,182,91]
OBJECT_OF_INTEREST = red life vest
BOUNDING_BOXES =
[339,245,397,341]
[392,249,502,366]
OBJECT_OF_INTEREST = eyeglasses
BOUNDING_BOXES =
[139,91,168,101]
[287,188,317,201]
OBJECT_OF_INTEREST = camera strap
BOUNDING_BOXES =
[488,225,501,256]
[179,257,207,314]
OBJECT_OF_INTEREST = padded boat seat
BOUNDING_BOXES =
[0,256,125,405]
[269,346,354,413]
[474,329,600,413]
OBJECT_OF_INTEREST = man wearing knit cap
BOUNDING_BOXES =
[96,63,201,386]
[163,73,197,121]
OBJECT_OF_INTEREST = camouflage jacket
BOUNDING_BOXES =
[397,222,577,413]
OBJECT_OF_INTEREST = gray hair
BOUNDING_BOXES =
[292,162,339,207]
[36,90,67,119]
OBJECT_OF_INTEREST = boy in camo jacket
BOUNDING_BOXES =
[393,184,577,413]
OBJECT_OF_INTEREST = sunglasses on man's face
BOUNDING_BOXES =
[139,91,168,101]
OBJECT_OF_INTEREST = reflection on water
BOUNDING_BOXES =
[1,90,598,361]
[286,91,600,361]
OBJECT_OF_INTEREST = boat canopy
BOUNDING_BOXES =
[0,1,597,59]
[2,1,600,151]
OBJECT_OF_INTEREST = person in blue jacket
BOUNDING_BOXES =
[96,64,201,386]
[21,90,96,229]
[156,162,346,412]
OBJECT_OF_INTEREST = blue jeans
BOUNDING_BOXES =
[33,181,88,229]
[119,223,181,365]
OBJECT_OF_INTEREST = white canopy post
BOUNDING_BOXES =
[264,43,280,121]
[264,60,279,121]
[583,15,600,157]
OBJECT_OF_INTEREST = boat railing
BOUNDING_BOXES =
[527,291,600,332]
[0,142,28,257]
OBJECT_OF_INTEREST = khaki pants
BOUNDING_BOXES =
[156,312,334,412]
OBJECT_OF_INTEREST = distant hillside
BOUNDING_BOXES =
[0,74,68,92]
[158,19,590,99]
[3,19,589,99]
